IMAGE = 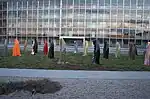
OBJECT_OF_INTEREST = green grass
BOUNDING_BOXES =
[0,50,150,71]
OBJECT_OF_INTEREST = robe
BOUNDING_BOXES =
[48,40,54,59]
[129,42,136,60]
[74,41,78,53]
[43,40,48,56]
[33,38,38,54]
[95,41,100,64]
[144,43,150,66]
[83,41,88,56]
[115,42,120,58]
[4,39,8,56]
[24,40,27,52]
[103,42,109,59]
[92,40,100,64]
[60,38,67,62]
[12,39,21,56]
[92,40,96,64]
[31,40,35,55]
[135,44,138,56]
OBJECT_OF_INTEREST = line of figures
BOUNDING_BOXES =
[12,38,54,59]
[10,38,150,66]
[91,40,139,64]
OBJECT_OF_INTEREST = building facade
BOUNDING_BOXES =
[0,0,150,47]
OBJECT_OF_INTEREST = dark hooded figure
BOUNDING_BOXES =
[92,40,100,64]
[48,39,54,59]
[103,41,109,59]
[33,38,38,54]
[129,42,136,60]
[134,44,138,56]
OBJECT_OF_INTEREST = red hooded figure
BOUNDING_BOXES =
[43,40,48,56]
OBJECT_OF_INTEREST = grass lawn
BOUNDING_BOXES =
[0,50,150,71]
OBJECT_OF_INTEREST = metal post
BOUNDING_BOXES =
[122,0,125,47]
[116,0,118,43]
[5,2,9,56]
[6,2,8,42]
[103,0,105,44]
[42,0,44,43]
[48,0,50,41]
[128,0,131,47]
[109,0,111,47]
[36,1,39,41]
[84,0,86,38]
[58,0,62,64]
[26,1,28,40]
[135,0,138,44]
[16,2,18,39]
[21,1,23,43]
[142,0,145,45]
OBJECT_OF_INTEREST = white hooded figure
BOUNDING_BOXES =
[115,42,121,58]
[83,40,89,56]
[61,38,66,53]
[31,40,35,55]
[74,41,78,53]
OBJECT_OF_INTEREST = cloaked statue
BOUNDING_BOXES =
[144,42,150,66]
[24,40,28,52]
[33,38,38,55]
[128,42,136,60]
[92,40,100,64]
[12,39,21,56]
[134,44,138,56]
[48,39,54,59]
[43,39,48,56]
[74,41,78,53]
[115,42,121,58]
[31,40,35,55]
[83,40,89,56]
[4,39,8,56]
[103,41,109,59]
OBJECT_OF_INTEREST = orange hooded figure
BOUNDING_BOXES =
[12,39,21,56]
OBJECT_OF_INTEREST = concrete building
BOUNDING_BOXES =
[0,0,150,47]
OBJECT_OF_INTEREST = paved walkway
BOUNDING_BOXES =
[0,68,150,79]
[0,68,150,99]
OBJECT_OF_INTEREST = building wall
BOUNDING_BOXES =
[0,0,150,47]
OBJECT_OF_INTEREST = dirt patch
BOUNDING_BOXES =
[0,79,62,95]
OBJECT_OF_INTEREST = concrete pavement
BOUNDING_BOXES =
[0,69,150,99]
[0,68,150,79]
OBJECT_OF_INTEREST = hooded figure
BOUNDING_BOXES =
[92,40,100,64]
[144,44,150,66]
[43,40,48,56]
[31,40,35,55]
[12,39,21,56]
[83,40,89,56]
[60,38,67,62]
[134,44,138,56]
[24,40,28,52]
[103,41,109,59]
[33,38,38,54]
[48,39,54,59]
[129,42,136,60]
[4,39,8,56]
[74,41,78,53]
[144,42,150,66]
[115,42,120,58]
